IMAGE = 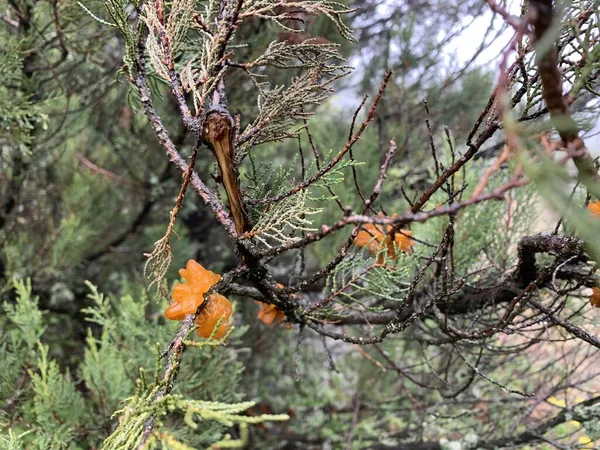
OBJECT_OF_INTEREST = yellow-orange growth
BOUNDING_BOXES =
[195,294,233,338]
[354,213,414,264]
[255,283,291,328]
[591,287,600,308]
[164,259,232,338]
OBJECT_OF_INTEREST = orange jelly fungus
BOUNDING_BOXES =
[164,260,222,321]
[588,200,600,217]
[354,212,414,264]
[256,302,287,326]
[591,287,600,308]
[255,283,290,327]
[195,294,233,338]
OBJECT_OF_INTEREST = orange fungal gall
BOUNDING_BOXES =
[354,213,414,264]
[195,294,233,339]
[591,287,600,308]
[164,260,222,321]
[256,302,286,326]
[164,260,233,339]
[588,200,600,217]
[255,283,291,328]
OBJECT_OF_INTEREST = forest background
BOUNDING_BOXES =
[2,0,600,449]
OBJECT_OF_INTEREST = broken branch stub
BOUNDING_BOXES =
[202,111,249,235]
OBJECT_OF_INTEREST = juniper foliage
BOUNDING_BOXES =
[0,279,286,449]
[2,0,600,449]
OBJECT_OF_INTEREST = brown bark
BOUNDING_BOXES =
[202,112,249,235]
[529,0,599,184]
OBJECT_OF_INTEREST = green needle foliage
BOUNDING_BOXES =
[3,0,600,449]
[0,279,287,449]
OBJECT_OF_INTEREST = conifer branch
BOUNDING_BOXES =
[529,0,600,189]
